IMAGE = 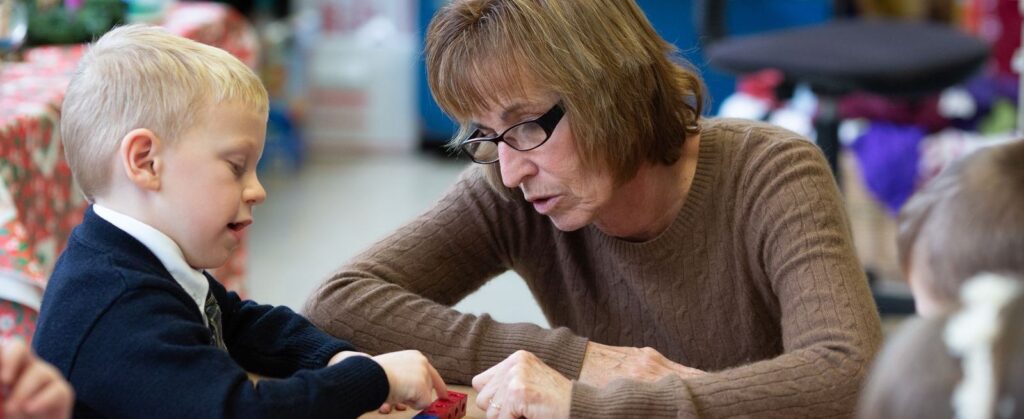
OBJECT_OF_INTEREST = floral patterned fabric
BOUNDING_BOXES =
[0,300,38,343]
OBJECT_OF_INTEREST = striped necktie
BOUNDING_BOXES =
[204,290,228,352]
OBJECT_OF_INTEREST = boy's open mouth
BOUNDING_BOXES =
[228,220,252,231]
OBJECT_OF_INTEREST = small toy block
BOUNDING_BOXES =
[412,390,468,419]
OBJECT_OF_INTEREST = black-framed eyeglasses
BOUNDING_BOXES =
[458,103,565,164]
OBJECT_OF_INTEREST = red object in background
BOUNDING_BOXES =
[991,0,1021,76]
[964,0,1021,76]
[412,391,468,419]
[736,69,784,106]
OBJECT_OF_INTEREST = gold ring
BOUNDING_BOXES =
[490,401,502,410]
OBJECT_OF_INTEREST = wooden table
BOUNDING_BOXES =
[360,385,485,419]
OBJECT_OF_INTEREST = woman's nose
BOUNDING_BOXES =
[497,142,536,189]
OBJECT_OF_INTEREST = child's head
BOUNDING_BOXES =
[61,24,270,269]
[858,273,1024,419]
[897,140,1024,316]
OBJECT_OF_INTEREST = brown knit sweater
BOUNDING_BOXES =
[305,118,882,418]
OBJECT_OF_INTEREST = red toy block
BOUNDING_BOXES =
[412,390,467,419]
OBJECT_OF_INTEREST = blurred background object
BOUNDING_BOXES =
[704,0,1020,318]
[0,0,28,57]
[24,0,123,46]
[295,0,418,155]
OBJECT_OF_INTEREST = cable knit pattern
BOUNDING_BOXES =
[305,118,882,417]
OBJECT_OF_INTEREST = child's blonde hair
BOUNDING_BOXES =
[61,24,269,202]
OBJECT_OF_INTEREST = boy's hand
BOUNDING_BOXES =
[327,350,370,367]
[375,402,408,415]
[327,350,410,414]
[371,350,447,410]
[0,339,74,419]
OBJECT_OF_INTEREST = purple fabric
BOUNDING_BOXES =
[957,74,1021,130]
[850,122,926,214]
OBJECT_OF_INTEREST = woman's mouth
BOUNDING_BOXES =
[530,196,559,215]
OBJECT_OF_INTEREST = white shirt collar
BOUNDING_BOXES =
[93,204,210,325]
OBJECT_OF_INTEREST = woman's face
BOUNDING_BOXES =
[472,91,615,232]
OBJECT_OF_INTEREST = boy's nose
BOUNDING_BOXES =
[245,177,267,205]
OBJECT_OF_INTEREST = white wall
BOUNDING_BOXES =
[246,155,549,328]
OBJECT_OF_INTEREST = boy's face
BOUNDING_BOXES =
[153,101,267,269]
[909,267,944,318]
[907,244,949,318]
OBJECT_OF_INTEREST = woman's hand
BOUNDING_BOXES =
[372,350,447,410]
[578,342,705,387]
[1,339,74,419]
[473,350,571,419]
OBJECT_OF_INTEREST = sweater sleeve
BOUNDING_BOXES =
[69,287,389,419]
[304,168,588,384]
[208,277,354,376]
[571,137,882,417]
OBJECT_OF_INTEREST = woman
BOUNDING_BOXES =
[306,0,881,417]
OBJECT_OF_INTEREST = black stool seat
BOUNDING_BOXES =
[707,19,990,96]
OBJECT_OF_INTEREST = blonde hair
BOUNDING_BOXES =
[61,24,268,201]
[425,0,705,195]
[897,140,1024,306]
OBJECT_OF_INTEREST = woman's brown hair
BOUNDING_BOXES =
[425,0,706,195]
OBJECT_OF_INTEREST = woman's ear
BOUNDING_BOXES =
[118,128,164,191]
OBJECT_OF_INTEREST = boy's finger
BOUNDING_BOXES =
[6,362,50,410]
[0,340,31,387]
[22,379,73,418]
[428,364,447,400]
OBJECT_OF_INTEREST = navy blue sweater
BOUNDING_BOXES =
[33,208,389,418]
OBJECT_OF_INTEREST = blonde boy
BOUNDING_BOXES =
[32,25,445,418]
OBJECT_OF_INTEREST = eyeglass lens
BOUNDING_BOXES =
[466,122,547,162]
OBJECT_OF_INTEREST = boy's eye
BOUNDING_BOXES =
[229,161,245,175]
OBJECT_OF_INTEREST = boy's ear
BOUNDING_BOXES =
[118,128,164,191]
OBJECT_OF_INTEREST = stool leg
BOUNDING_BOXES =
[813,95,842,188]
